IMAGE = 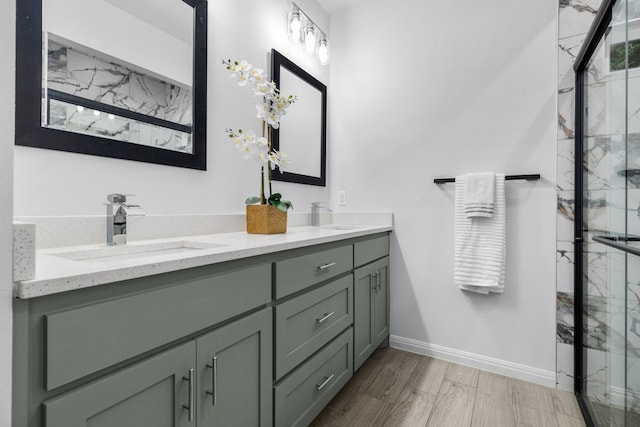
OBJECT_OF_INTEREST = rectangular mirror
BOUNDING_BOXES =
[271,49,327,186]
[16,0,208,170]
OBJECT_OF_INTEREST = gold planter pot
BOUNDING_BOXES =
[246,204,287,234]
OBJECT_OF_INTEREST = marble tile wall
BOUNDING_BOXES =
[556,0,604,393]
[46,39,193,153]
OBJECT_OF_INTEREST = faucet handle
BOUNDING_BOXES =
[107,194,134,203]
[311,202,325,207]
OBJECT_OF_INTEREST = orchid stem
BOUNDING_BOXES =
[260,166,266,204]
[261,120,267,204]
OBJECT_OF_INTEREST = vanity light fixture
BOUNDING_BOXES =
[289,6,302,40]
[288,2,329,65]
[318,38,329,65]
[304,25,316,54]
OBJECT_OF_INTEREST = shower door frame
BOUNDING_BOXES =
[573,0,622,425]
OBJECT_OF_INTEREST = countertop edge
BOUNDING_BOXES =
[15,226,393,299]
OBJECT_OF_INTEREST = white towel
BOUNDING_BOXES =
[464,172,495,218]
[454,173,506,294]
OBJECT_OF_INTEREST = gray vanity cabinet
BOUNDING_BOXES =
[196,308,272,426]
[13,232,391,427]
[353,235,390,372]
[43,341,196,427]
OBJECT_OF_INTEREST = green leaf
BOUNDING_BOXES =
[268,193,282,202]
[270,200,288,212]
[269,198,293,212]
[245,196,261,205]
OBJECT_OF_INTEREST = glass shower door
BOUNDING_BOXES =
[579,0,640,424]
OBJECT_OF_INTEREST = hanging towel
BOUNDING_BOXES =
[464,172,495,218]
[454,173,506,294]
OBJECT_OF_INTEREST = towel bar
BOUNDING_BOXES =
[433,174,541,184]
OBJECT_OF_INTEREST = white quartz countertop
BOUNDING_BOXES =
[15,224,392,299]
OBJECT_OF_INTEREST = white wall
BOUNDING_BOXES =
[0,0,15,423]
[330,0,558,382]
[14,0,330,217]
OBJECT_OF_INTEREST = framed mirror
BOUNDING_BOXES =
[271,49,327,186]
[15,0,208,170]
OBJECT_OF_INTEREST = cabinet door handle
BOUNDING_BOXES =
[377,271,382,291]
[371,273,378,292]
[315,374,335,391]
[206,356,218,407]
[318,262,337,271]
[182,368,195,422]
[316,312,335,325]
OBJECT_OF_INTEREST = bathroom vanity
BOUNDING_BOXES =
[12,223,391,427]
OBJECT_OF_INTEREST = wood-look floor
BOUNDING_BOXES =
[310,347,586,427]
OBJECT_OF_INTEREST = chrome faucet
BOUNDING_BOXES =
[311,202,331,226]
[106,194,145,245]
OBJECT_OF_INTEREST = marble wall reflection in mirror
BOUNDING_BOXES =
[271,49,327,186]
[16,0,208,170]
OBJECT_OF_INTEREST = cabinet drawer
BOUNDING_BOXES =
[45,263,271,390]
[275,275,353,379]
[275,244,353,299]
[274,328,353,427]
[354,234,389,267]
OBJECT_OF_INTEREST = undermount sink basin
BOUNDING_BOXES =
[53,241,229,263]
[321,225,362,231]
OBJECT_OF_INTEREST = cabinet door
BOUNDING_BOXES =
[373,257,390,346]
[43,341,196,427]
[197,308,273,427]
[353,264,375,372]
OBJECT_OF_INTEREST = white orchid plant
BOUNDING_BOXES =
[223,59,297,212]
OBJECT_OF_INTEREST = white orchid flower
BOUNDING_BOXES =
[237,60,252,73]
[237,73,250,87]
[254,83,274,97]
[256,103,270,120]
[265,110,281,128]
[269,151,290,172]
[250,68,265,83]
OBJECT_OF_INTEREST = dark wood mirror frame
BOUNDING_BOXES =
[271,49,327,186]
[15,0,208,170]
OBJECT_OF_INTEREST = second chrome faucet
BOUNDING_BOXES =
[311,202,331,226]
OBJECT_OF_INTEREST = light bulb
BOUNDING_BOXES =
[93,110,100,116]
[318,39,329,65]
[108,114,115,120]
[304,26,316,54]
[76,106,84,112]
[289,11,302,35]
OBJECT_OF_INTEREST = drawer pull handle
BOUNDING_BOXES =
[318,262,337,271]
[206,356,218,407]
[182,368,195,422]
[377,271,382,291]
[316,312,335,325]
[372,273,378,291]
[316,374,335,391]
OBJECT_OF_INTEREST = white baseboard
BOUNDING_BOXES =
[390,335,556,388]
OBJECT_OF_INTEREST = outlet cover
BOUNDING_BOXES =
[338,191,347,206]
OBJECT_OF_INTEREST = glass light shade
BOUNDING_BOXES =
[289,11,302,36]
[304,26,316,54]
[318,39,329,65]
